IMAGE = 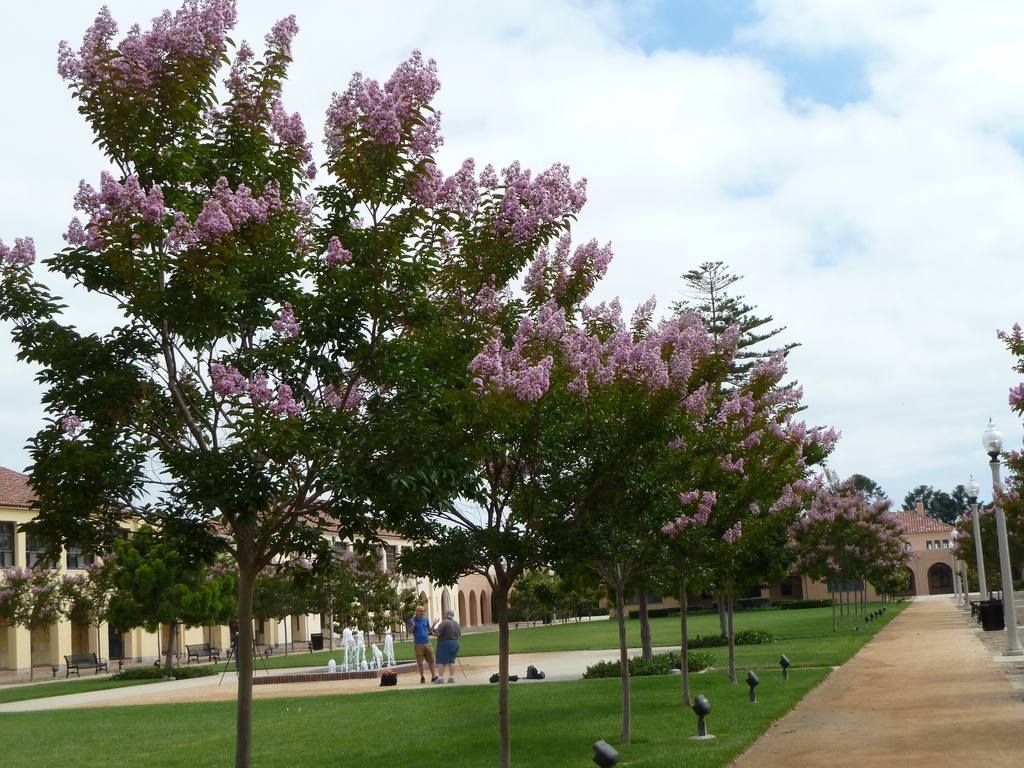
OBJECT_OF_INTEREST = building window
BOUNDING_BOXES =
[66,546,95,570]
[25,534,47,567]
[0,522,13,567]
[781,580,794,597]
[926,541,933,549]
[385,545,398,572]
[943,540,950,549]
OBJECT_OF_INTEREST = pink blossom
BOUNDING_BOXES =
[722,521,742,544]
[269,384,302,418]
[61,415,82,437]
[0,237,36,267]
[210,363,248,396]
[248,371,273,404]
[325,236,352,266]
[272,303,301,338]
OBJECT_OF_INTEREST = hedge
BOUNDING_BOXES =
[774,598,833,610]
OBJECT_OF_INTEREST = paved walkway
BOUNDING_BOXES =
[731,596,1024,767]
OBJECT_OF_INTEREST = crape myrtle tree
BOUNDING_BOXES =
[0,566,66,681]
[0,3,483,765]
[952,504,1005,591]
[990,323,1024,586]
[560,300,724,744]
[790,475,909,632]
[62,558,116,665]
[663,350,836,683]
[107,525,237,672]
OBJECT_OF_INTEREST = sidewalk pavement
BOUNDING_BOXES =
[0,643,657,712]
[730,596,1024,767]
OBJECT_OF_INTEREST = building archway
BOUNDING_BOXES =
[469,591,478,626]
[458,591,467,624]
[927,563,953,595]
[480,591,490,625]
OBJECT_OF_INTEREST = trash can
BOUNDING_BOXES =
[979,600,1005,631]
[309,633,324,651]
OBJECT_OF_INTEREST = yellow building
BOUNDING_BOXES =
[0,466,493,675]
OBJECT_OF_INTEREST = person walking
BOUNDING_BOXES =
[433,609,462,683]
[408,605,439,683]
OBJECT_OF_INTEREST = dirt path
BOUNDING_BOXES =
[730,597,1024,767]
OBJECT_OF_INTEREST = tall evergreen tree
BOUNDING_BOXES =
[673,261,797,385]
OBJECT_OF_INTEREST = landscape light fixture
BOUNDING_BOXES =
[746,671,759,703]
[591,740,620,767]
[983,420,1023,656]
[780,654,790,680]
[691,694,714,740]
[967,475,987,600]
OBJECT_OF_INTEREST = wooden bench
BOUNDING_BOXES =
[185,643,220,664]
[64,652,109,677]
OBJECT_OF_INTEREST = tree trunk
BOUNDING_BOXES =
[831,587,837,632]
[28,632,34,682]
[716,592,727,636]
[726,575,737,684]
[678,575,691,706]
[638,589,653,661]
[235,549,258,768]
[614,576,631,745]
[164,620,178,675]
[495,577,513,768]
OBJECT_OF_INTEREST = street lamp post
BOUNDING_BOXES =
[967,476,988,600]
[983,420,1023,656]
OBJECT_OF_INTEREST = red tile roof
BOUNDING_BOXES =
[0,467,35,509]
[893,510,954,535]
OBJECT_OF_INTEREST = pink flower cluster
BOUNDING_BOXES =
[61,415,82,437]
[662,490,716,536]
[323,382,362,411]
[58,0,237,91]
[325,50,442,162]
[721,521,742,544]
[272,303,301,338]
[210,363,302,418]
[495,162,587,245]
[524,236,613,302]
[325,236,353,266]
[0,237,35,267]
[66,173,166,250]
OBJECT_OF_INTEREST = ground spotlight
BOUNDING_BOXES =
[746,671,759,703]
[592,740,620,767]
[691,694,714,740]
[780,654,790,680]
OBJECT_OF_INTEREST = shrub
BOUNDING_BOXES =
[737,597,772,610]
[113,665,217,681]
[688,633,729,649]
[626,606,681,619]
[683,650,715,673]
[733,628,775,645]
[583,652,703,679]
[775,599,833,610]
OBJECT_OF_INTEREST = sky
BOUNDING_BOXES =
[2,0,1024,507]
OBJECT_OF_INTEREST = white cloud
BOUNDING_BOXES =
[1,0,1023,504]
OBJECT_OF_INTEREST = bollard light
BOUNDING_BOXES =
[780,654,790,680]
[592,740,620,767]
[746,671,759,703]
[691,694,714,740]
[51,665,59,679]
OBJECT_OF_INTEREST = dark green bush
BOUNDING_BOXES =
[626,606,681,619]
[733,628,775,645]
[583,651,712,679]
[775,599,833,610]
[113,665,217,681]
[688,633,729,648]
[736,597,772,609]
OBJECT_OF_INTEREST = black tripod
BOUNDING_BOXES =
[218,640,272,686]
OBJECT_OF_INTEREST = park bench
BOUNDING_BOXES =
[64,652,109,677]
[186,643,220,664]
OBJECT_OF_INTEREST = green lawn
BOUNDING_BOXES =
[3,668,829,767]
[0,601,906,766]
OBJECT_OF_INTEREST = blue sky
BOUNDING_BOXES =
[2,0,1024,506]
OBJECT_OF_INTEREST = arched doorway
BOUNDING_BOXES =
[928,563,953,595]
[469,591,478,626]
[480,591,489,625]
[458,592,467,624]
[897,566,916,597]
